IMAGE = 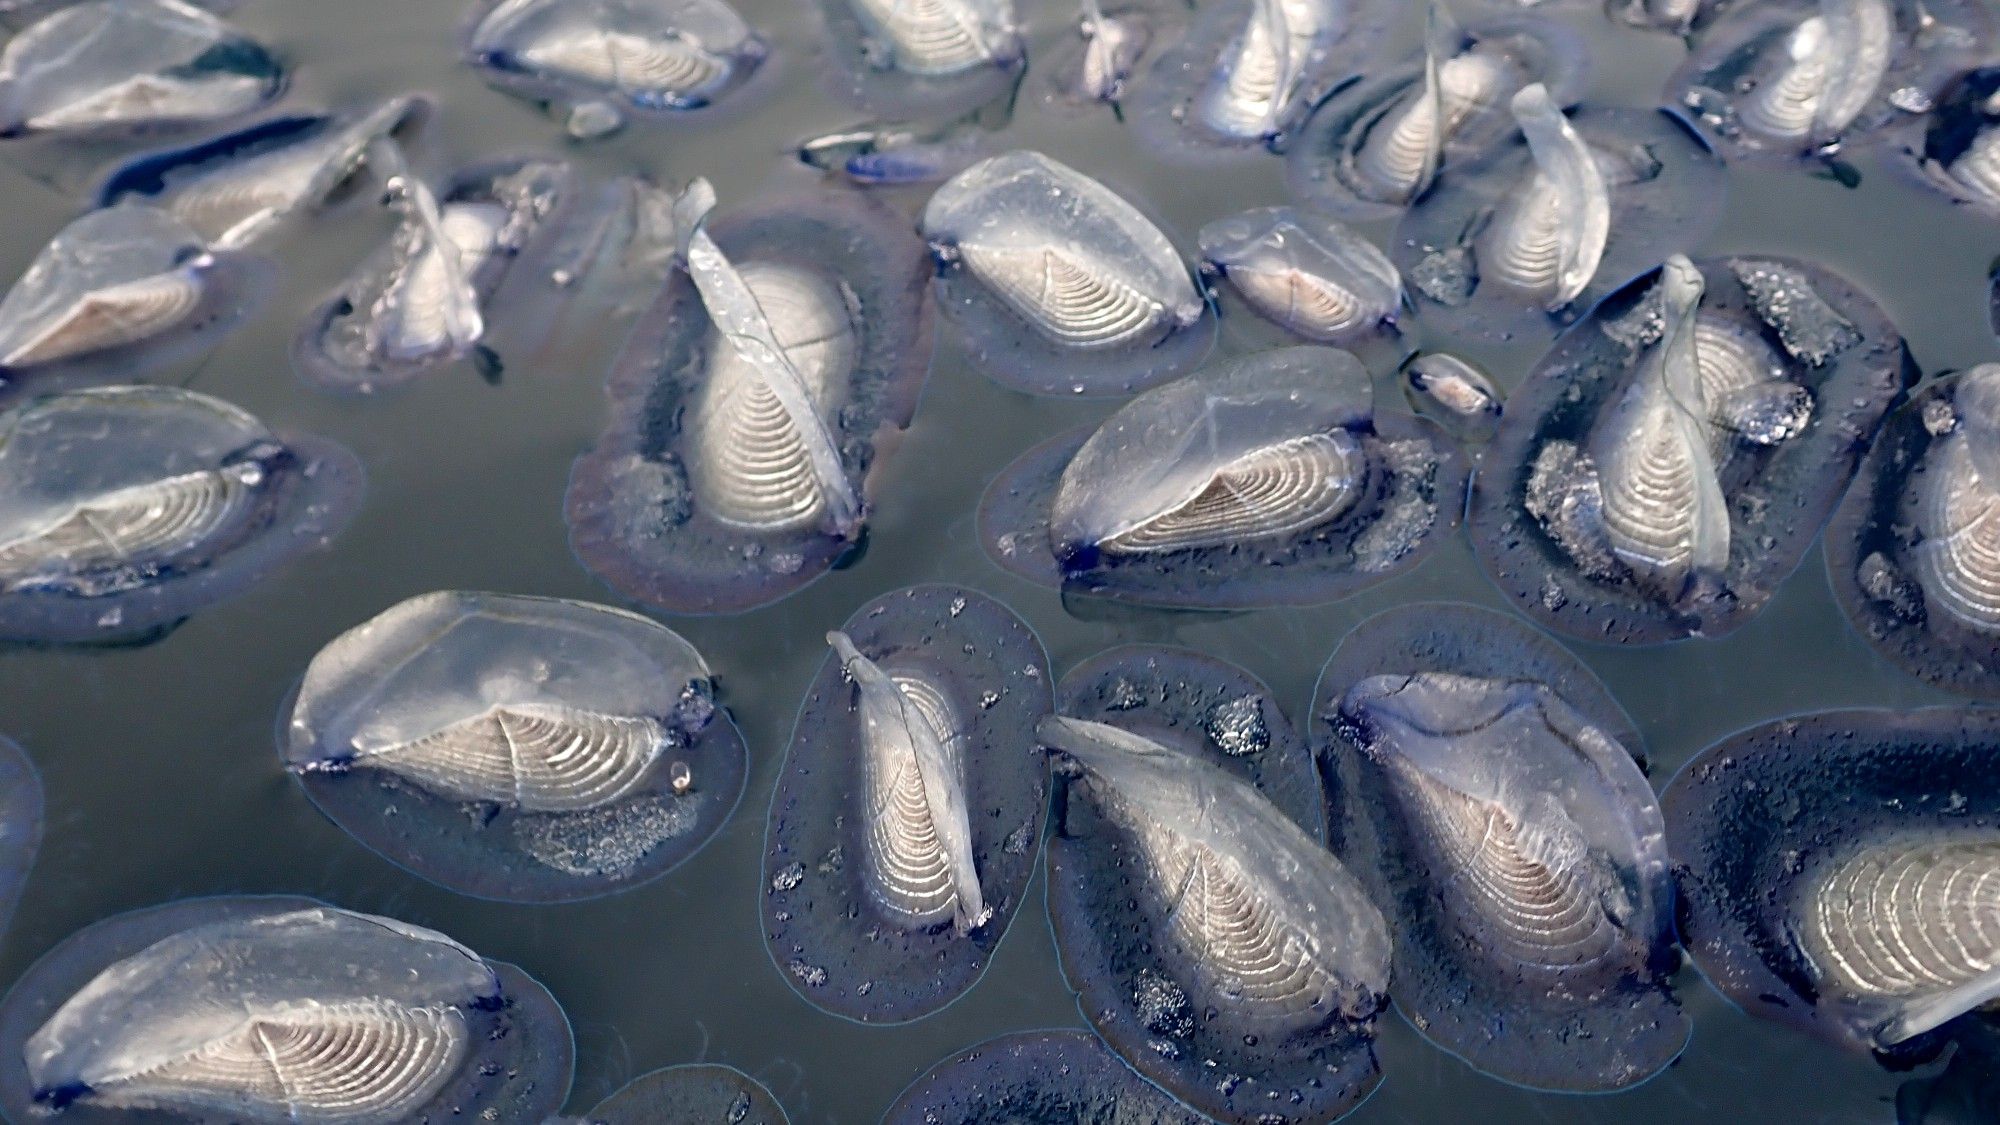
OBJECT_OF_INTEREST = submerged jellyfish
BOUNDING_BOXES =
[1470,254,1911,644]
[565,179,930,614]
[1391,88,1727,340]
[1890,65,2000,218]
[284,591,747,903]
[797,119,986,185]
[583,1064,788,1124]
[979,345,1464,609]
[0,386,363,644]
[1041,647,1390,1124]
[1286,1,1587,218]
[762,586,1049,1022]
[1314,602,1687,1092]
[1040,0,1157,111]
[0,0,282,138]
[884,1030,1205,1125]
[1665,0,1990,164]
[0,737,39,942]
[921,149,1212,395]
[1665,708,2000,1058]
[1402,352,1503,444]
[813,0,1021,117]
[0,897,573,1121]
[1197,205,1401,345]
[95,96,429,250]
[464,0,769,136]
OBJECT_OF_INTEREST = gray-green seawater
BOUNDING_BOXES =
[0,0,1995,1120]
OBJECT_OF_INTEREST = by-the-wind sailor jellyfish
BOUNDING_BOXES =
[1286,1,1587,219]
[581,1064,788,1124]
[1827,364,2000,699]
[0,205,262,383]
[1391,87,1727,341]
[883,1030,1206,1125]
[1610,0,1729,35]
[979,345,1464,609]
[1197,205,1401,346]
[921,149,1212,396]
[284,591,748,903]
[94,96,430,251]
[1403,352,1503,444]
[1313,602,1688,1092]
[762,586,1049,1023]
[0,0,282,139]
[1889,65,2000,218]
[1040,653,1391,1125]
[813,0,1021,118]
[1665,0,1991,164]
[1039,0,1157,112]
[565,179,930,615]
[796,119,986,186]
[463,0,770,135]
[1665,708,2000,1059]
[0,897,574,1122]
[0,737,39,942]
[1469,254,1911,644]
[0,385,363,645]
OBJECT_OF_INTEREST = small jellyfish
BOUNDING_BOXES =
[0,737,40,942]
[94,96,430,250]
[1197,205,1401,345]
[1040,0,1157,111]
[1470,254,1910,643]
[565,180,930,614]
[464,0,769,134]
[883,1030,1206,1125]
[1402,352,1502,443]
[580,1064,787,1124]
[762,585,1049,1022]
[1040,673,1390,1125]
[1391,90,1727,340]
[813,0,1021,118]
[1665,0,1991,164]
[979,345,1464,609]
[284,591,747,903]
[797,119,985,186]
[1285,1,1587,219]
[1890,65,2000,218]
[0,897,574,1122]
[1608,0,1727,34]
[1314,602,1687,1092]
[921,149,1212,396]
[0,0,282,139]
[1665,707,2000,1059]
[0,386,364,644]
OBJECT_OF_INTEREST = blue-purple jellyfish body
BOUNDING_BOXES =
[762,585,1049,1023]
[565,183,931,615]
[1313,602,1687,1091]
[1197,205,1402,347]
[796,119,987,186]
[1898,1019,2000,1124]
[0,386,363,645]
[0,896,573,1123]
[0,736,40,941]
[811,0,1021,118]
[1469,254,1912,644]
[284,591,747,903]
[1885,64,2000,219]
[883,1029,1206,1124]
[979,346,1464,609]
[1665,708,2000,1061]
[1390,94,1727,342]
[1043,645,1389,1125]
[582,1064,787,1124]
[921,150,1212,396]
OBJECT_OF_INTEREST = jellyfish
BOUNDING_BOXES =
[1040,0,1157,111]
[1197,205,1401,345]
[1608,0,1727,34]
[1890,65,2000,218]
[1314,601,1687,1092]
[921,149,1212,395]
[0,0,282,138]
[762,585,1049,1023]
[565,179,931,614]
[796,118,986,185]
[1285,1,1587,218]
[1390,90,1727,340]
[884,1030,1206,1124]
[284,591,746,903]
[463,0,769,136]
[1469,254,1910,644]
[1402,352,1502,444]
[1665,707,2000,1059]
[580,1064,787,1124]
[0,385,363,644]
[0,736,40,942]
[0,897,573,1122]
[978,345,1463,609]
[813,0,1021,118]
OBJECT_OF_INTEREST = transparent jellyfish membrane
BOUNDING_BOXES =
[762,585,1049,1023]
[284,591,747,903]
[582,1063,788,1124]
[1664,708,2000,1061]
[811,0,1022,118]
[0,896,573,1123]
[0,385,363,645]
[565,186,931,615]
[1313,601,1687,1092]
[1197,205,1402,346]
[1469,254,1913,644]
[883,1029,1207,1124]
[978,345,1464,609]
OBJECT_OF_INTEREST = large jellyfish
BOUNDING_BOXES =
[811,0,1022,118]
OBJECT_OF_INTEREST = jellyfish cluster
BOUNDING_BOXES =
[1,0,1999,1121]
